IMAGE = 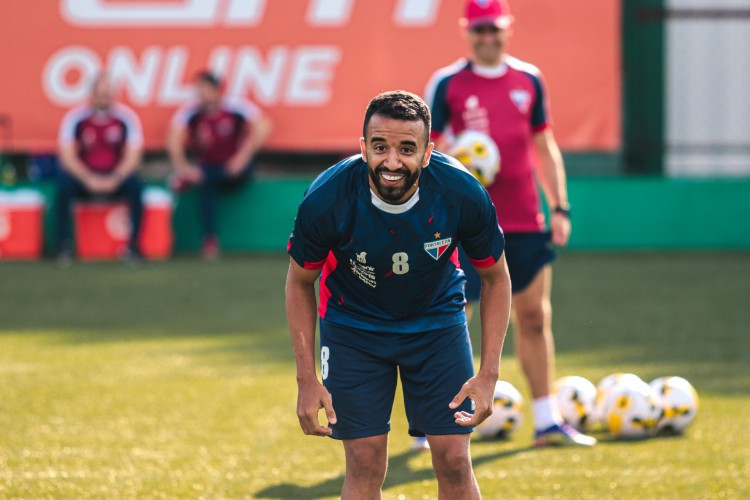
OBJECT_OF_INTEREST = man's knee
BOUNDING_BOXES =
[515,302,550,336]
[345,440,388,479]
[431,444,472,482]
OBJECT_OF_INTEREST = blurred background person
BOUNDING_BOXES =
[167,71,272,260]
[420,0,596,449]
[56,72,145,266]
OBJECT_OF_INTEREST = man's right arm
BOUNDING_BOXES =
[166,121,203,182]
[285,258,336,436]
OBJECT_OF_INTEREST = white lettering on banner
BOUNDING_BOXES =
[43,45,341,107]
[43,46,102,105]
[61,0,267,27]
[307,0,354,27]
[395,0,441,26]
[60,0,439,28]
[159,47,194,105]
[228,47,288,105]
[286,47,341,105]
[109,47,160,106]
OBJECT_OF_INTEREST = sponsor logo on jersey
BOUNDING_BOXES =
[424,237,452,260]
[510,89,531,113]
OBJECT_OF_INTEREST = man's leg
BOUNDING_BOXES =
[513,264,554,401]
[198,166,227,258]
[116,175,144,253]
[513,265,596,446]
[427,434,480,500]
[55,171,86,259]
[342,434,389,500]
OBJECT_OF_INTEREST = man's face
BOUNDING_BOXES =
[360,114,433,205]
[90,79,114,110]
[196,80,221,107]
[467,24,510,65]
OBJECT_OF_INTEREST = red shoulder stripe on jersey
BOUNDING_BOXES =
[318,252,337,319]
[532,122,550,134]
[303,259,326,270]
[469,255,497,269]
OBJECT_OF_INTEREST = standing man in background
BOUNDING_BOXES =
[167,71,272,260]
[56,73,145,265]
[422,0,596,448]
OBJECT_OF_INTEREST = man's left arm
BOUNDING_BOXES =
[227,115,273,176]
[109,145,143,187]
[450,253,511,427]
[534,129,571,247]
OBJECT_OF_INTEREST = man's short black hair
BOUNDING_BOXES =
[363,90,432,146]
[195,70,222,88]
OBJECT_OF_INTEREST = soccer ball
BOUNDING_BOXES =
[649,376,699,435]
[554,376,597,432]
[602,377,661,439]
[594,372,643,428]
[475,380,523,439]
[448,130,501,187]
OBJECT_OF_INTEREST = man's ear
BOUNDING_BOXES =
[422,142,435,167]
[359,137,367,161]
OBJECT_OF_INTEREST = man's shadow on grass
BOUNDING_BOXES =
[254,443,534,499]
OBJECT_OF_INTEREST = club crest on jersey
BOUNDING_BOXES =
[424,237,452,260]
[510,89,531,113]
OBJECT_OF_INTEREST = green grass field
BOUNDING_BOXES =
[1,253,748,498]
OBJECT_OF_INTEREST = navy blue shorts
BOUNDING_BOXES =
[319,319,475,440]
[460,231,557,301]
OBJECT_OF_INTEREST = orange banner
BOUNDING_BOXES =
[0,0,620,153]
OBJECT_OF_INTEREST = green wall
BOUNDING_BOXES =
[6,177,749,256]
[172,177,750,252]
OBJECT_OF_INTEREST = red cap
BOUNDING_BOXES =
[460,0,513,30]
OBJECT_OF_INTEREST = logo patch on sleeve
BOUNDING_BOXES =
[424,237,452,260]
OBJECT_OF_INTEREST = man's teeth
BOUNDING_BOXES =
[382,173,404,181]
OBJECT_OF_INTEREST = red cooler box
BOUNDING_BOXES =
[0,189,45,260]
[74,187,173,261]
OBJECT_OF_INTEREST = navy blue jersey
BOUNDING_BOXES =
[288,151,504,334]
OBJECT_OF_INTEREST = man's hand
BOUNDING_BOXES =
[226,155,248,178]
[179,164,204,183]
[296,378,337,437]
[83,174,117,194]
[550,211,571,247]
[449,373,498,427]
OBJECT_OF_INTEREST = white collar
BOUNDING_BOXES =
[472,61,509,79]
[370,188,420,214]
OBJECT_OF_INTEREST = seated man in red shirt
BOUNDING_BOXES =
[56,73,145,265]
[167,71,272,259]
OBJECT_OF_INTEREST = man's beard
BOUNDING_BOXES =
[369,164,421,204]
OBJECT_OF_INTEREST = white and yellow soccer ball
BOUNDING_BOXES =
[448,130,501,187]
[602,377,661,439]
[594,372,643,428]
[649,376,700,435]
[554,376,598,432]
[475,380,523,439]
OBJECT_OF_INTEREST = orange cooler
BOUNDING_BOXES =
[0,189,45,260]
[74,187,173,261]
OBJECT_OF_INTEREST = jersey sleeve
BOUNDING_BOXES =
[58,105,86,146]
[287,201,335,270]
[529,71,551,133]
[459,184,505,269]
[223,97,262,122]
[424,72,452,141]
[112,104,144,148]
